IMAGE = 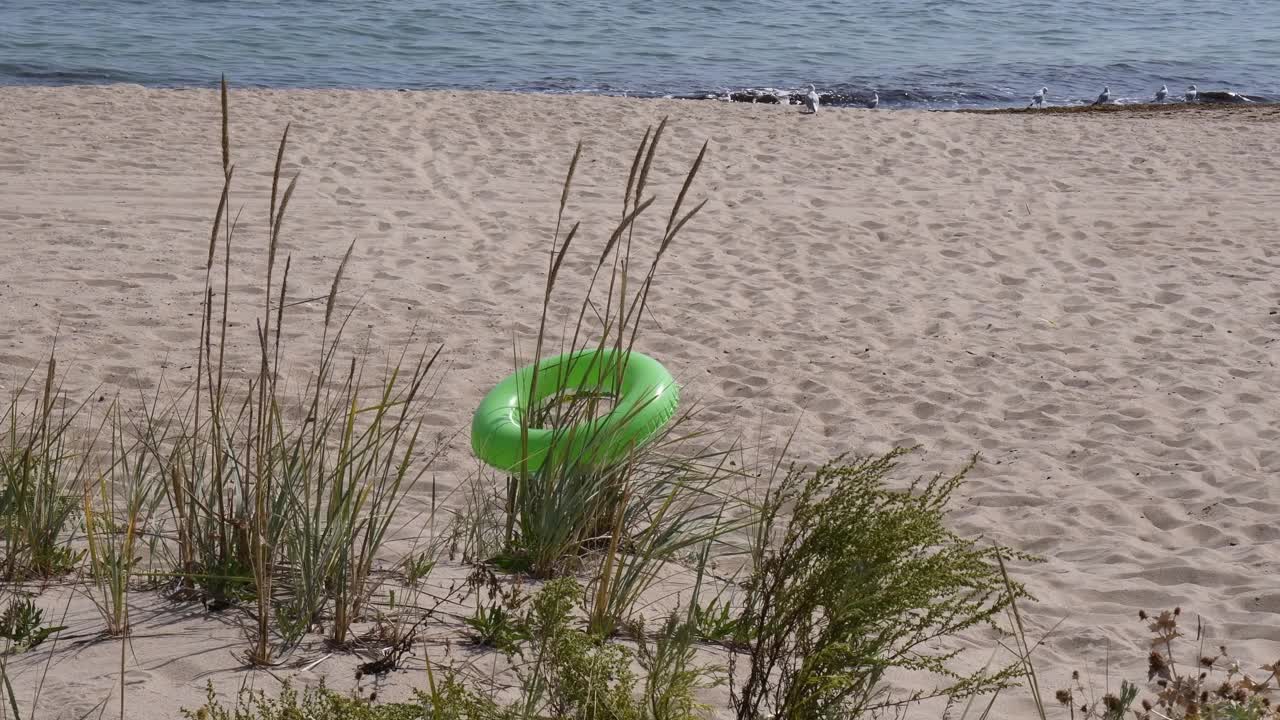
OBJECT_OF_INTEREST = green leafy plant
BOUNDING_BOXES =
[730,449,1033,720]
[0,597,65,654]
[464,604,524,654]
[401,552,436,586]
[689,595,744,647]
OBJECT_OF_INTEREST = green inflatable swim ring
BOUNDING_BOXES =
[471,348,679,473]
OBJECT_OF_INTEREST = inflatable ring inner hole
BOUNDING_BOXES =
[530,389,618,428]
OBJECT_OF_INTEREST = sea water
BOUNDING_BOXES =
[2,0,1277,108]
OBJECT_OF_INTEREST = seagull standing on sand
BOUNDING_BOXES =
[867,90,879,109]
[1185,84,1198,102]
[1154,84,1168,102]
[1092,86,1111,106]
[1028,86,1048,108]
[804,84,820,114]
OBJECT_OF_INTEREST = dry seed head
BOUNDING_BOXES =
[1139,609,1149,620]
[1150,651,1170,680]
[1055,689,1072,705]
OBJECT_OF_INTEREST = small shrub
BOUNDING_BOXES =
[635,612,721,720]
[519,578,639,720]
[0,597,65,654]
[730,449,1032,720]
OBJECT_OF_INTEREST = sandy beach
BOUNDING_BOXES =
[2,85,1279,717]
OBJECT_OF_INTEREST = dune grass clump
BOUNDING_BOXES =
[0,78,445,665]
[466,121,759,641]
[152,77,445,662]
[495,121,721,580]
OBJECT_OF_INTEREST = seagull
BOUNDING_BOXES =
[1092,86,1111,106]
[1185,84,1198,102]
[804,84,819,113]
[1154,84,1168,102]
[866,90,879,109]
[1028,86,1048,108]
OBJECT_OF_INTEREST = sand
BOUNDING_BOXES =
[2,85,1279,717]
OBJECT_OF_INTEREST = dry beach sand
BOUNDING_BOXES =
[1,85,1279,717]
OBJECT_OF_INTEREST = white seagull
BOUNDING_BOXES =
[1154,84,1168,102]
[804,84,820,114]
[1092,86,1111,106]
[866,90,879,109]
[1028,86,1048,108]
[1185,84,1198,102]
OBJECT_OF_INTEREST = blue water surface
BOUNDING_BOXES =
[2,0,1277,107]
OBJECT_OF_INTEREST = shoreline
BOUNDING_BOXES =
[2,81,1276,112]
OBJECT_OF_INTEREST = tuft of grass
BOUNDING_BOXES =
[0,355,92,581]
[81,400,165,637]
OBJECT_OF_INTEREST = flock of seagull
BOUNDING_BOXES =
[729,82,1260,113]
[1028,83,1204,108]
